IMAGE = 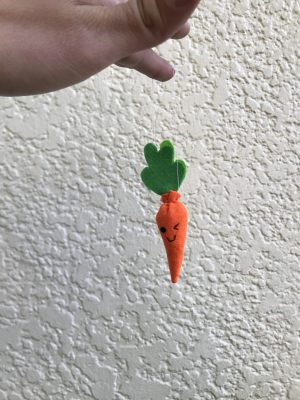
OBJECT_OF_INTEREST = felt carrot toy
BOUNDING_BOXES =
[141,140,188,283]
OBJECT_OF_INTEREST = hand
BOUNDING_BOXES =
[0,0,200,96]
[107,0,192,82]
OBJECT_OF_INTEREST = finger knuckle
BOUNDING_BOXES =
[131,0,169,43]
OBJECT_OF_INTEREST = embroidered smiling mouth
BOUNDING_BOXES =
[166,235,177,243]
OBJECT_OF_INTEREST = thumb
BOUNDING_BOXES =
[104,0,200,57]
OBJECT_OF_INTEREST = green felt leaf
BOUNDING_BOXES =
[141,140,187,195]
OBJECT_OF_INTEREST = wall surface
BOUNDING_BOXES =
[0,1,299,399]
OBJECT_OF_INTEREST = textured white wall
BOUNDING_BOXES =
[0,1,299,399]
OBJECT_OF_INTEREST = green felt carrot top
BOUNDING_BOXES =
[141,140,187,195]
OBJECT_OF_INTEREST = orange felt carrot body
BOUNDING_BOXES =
[141,140,188,283]
[156,191,188,283]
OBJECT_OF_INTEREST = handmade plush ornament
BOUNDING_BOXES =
[141,140,188,283]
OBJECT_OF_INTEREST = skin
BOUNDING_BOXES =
[0,0,200,96]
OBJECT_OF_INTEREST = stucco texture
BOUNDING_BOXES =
[0,1,299,399]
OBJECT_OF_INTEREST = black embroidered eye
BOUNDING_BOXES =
[160,227,167,233]
[173,223,179,230]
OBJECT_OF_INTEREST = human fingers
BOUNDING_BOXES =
[117,49,174,81]
[172,21,190,39]
[82,0,200,60]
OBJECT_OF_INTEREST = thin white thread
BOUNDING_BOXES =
[153,77,180,193]
[176,158,180,191]
[151,78,157,139]
[153,74,180,193]
[151,79,154,137]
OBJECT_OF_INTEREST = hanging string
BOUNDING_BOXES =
[152,73,180,193]
[177,158,180,191]
[151,78,157,140]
